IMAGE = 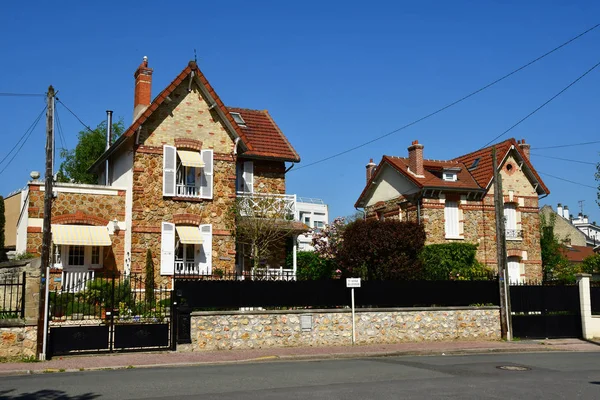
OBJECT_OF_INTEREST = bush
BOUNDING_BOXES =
[285,251,337,280]
[13,252,36,261]
[419,243,492,280]
[337,220,426,280]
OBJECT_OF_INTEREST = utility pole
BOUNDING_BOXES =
[36,86,54,360]
[492,147,512,341]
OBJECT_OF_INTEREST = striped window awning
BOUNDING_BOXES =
[51,225,112,246]
[176,226,204,244]
[177,150,205,168]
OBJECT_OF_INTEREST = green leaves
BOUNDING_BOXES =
[419,243,491,280]
[58,119,124,184]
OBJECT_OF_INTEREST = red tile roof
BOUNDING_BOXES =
[228,107,300,162]
[452,138,549,193]
[560,245,596,263]
[355,137,549,208]
[91,61,299,171]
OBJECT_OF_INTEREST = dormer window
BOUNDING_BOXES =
[442,167,460,182]
[443,172,457,182]
[230,112,246,126]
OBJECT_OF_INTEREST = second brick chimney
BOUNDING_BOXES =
[517,139,530,160]
[133,56,153,122]
[407,140,424,176]
[366,158,376,184]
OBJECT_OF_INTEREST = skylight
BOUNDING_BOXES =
[469,158,481,170]
[443,172,457,182]
[230,112,246,126]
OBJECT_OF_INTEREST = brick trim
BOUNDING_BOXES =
[137,145,163,154]
[133,167,144,172]
[132,226,162,233]
[28,185,41,191]
[27,227,42,233]
[507,249,522,258]
[214,153,235,162]
[52,211,109,226]
[173,213,203,226]
[174,138,202,151]
[172,196,208,203]
[213,230,232,236]
[118,190,126,196]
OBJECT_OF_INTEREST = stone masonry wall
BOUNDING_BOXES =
[131,83,237,285]
[0,323,37,359]
[181,307,500,351]
[252,160,286,195]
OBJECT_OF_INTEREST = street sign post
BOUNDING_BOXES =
[346,278,361,344]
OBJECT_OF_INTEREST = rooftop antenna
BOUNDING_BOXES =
[578,200,585,215]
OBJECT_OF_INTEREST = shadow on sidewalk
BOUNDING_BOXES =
[0,389,100,400]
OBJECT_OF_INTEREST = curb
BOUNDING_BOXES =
[0,345,584,377]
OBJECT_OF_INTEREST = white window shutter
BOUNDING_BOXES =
[243,161,254,193]
[198,224,212,274]
[163,145,177,196]
[504,204,516,230]
[444,201,459,238]
[200,149,213,199]
[160,222,175,275]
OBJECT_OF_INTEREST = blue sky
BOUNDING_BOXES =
[1,1,599,225]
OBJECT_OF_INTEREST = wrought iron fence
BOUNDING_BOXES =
[0,272,26,319]
[505,229,523,240]
[49,274,171,323]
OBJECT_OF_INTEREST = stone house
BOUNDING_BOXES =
[16,58,304,287]
[539,205,587,247]
[354,138,550,283]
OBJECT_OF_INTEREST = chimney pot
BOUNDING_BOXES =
[133,56,153,122]
[407,140,424,176]
[518,138,530,160]
[563,206,570,220]
[366,158,377,184]
[557,203,563,216]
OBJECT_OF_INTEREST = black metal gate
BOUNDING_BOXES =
[47,274,174,357]
[510,283,582,339]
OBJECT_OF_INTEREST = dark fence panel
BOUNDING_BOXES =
[0,271,26,318]
[510,284,580,313]
[592,286,600,315]
[175,278,499,309]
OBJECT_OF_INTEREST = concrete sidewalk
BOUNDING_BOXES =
[1,339,599,376]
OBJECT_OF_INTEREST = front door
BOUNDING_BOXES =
[507,257,521,284]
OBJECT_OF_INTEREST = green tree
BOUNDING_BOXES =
[0,196,7,262]
[540,213,570,281]
[58,119,124,184]
[419,243,492,280]
[582,254,600,275]
[285,251,337,280]
[145,249,155,306]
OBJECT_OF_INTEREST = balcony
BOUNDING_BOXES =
[236,192,296,219]
[176,184,199,198]
[506,229,523,240]
[175,260,209,275]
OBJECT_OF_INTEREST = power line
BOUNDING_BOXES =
[0,106,47,176]
[538,171,597,189]
[0,92,45,97]
[532,140,600,150]
[480,59,600,148]
[56,98,94,133]
[530,153,596,165]
[292,23,600,172]
[55,107,68,151]
[0,105,47,168]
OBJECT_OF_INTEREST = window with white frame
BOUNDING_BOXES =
[236,160,254,193]
[444,200,460,238]
[53,245,104,269]
[161,222,213,276]
[68,246,85,266]
[443,172,457,182]
[504,203,520,240]
[163,145,213,199]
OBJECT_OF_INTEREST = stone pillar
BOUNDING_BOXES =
[576,273,595,339]
[292,235,298,280]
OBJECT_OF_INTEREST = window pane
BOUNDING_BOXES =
[444,201,459,237]
[68,246,85,266]
[91,246,100,264]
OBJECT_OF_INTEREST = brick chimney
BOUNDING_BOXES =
[133,56,153,122]
[366,158,376,184]
[407,140,424,176]
[518,139,530,160]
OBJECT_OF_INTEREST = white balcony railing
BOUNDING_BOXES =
[236,192,296,218]
[249,267,296,281]
[176,184,199,198]
[175,260,200,275]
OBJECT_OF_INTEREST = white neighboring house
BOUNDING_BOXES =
[295,198,329,251]
[571,213,600,248]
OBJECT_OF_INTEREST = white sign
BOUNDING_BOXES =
[346,278,361,288]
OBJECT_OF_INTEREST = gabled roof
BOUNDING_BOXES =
[355,137,549,208]
[228,107,300,162]
[452,138,549,194]
[91,61,299,171]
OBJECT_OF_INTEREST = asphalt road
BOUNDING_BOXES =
[1,352,600,399]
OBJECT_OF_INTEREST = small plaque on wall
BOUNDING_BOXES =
[300,314,312,331]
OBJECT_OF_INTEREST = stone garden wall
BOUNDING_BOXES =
[180,307,500,351]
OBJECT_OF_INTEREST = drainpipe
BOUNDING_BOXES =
[105,110,113,185]
[285,163,295,174]
[354,207,366,221]
[416,193,422,225]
